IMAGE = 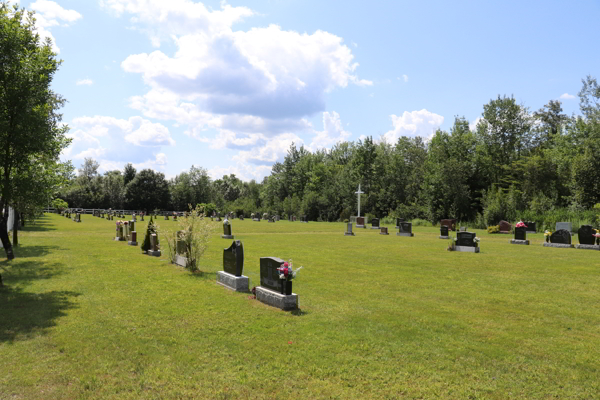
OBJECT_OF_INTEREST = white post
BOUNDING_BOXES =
[355,184,364,217]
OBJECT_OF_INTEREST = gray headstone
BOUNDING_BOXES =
[260,257,286,294]
[556,222,572,233]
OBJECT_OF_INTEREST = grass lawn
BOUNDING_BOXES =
[1,213,599,399]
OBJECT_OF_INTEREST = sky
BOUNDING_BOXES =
[9,0,600,181]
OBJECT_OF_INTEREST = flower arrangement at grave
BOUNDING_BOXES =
[277,259,302,281]
[544,230,552,242]
[473,236,480,247]
[515,221,527,228]
[141,217,159,253]
[251,213,255,218]
[115,220,124,240]
[594,229,600,245]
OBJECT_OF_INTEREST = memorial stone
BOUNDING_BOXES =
[510,227,529,245]
[550,229,572,244]
[217,241,249,292]
[525,221,536,233]
[440,219,457,231]
[455,231,480,253]
[576,225,598,250]
[222,219,234,239]
[370,218,380,229]
[356,216,365,228]
[396,218,404,228]
[259,257,289,295]
[148,234,161,256]
[397,222,414,237]
[556,222,573,234]
[498,221,511,233]
[344,222,355,236]
[440,225,449,239]
[380,226,389,235]
[128,231,138,246]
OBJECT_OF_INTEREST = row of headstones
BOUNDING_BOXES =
[343,218,414,237]
[114,220,161,256]
[542,225,599,249]
[216,240,298,311]
[62,211,81,222]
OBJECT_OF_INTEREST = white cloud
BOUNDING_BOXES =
[469,117,483,131]
[72,115,175,147]
[309,111,351,150]
[29,0,82,53]
[397,75,408,82]
[132,153,168,171]
[382,109,444,143]
[73,147,107,160]
[125,119,176,147]
[234,133,303,166]
[76,79,93,86]
[559,93,576,100]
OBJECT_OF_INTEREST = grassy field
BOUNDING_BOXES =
[1,213,599,399]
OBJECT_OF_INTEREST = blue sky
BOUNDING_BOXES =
[12,0,600,181]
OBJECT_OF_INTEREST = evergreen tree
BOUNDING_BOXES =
[141,216,159,252]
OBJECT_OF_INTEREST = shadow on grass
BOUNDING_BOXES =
[21,214,57,232]
[0,260,65,286]
[187,270,218,281]
[0,287,80,343]
[12,245,63,259]
[290,308,308,316]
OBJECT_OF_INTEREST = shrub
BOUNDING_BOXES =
[343,219,349,223]
[411,218,431,227]
[487,225,500,234]
[141,216,159,252]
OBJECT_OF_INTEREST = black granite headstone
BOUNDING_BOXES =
[515,227,526,241]
[223,220,232,236]
[396,218,404,227]
[550,229,571,244]
[260,256,287,294]
[578,225,595,245]
[457,231,476,247]
[399,222,412,234]
[440,225,449,236]
[525,221,536,232]
[371,218,379,228]
[223,240,244,276]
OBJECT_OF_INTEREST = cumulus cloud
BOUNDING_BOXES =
[469,117,483,131]
[559,93,576,100]
[309,111,351,150]
[29,0,82,53]
[72,115,175,147]
[76,79,93,86]
[382,109,444,143]
[132,152,168,171]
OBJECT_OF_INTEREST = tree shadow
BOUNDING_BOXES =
[186,270,218,281]
[290,308,308,316]
[11,245,63,259]
[20,214,57,232]
[0,260,65,286]
[0,287,80,343]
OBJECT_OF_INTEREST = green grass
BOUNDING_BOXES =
[1,214,599,399]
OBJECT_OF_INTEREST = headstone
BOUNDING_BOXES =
[257,256,297,310]
[370,218,380,229]
[511,227,529,245]
[550,229,571,244]
[301,215,307,223]
[459,226,467,232]
[397,222,414,237]
[344,222,355,236]
[164,215,169,220]
[498,221,511,233]
[174,231,188,267]
[356,216,365,228]
[455,231,480,253]
[525,221,536,233]
[292,216,296,222]
[555,222,573,234]
[147,234,161,256]
[577,225,595,245]
[128,231,138,246]
[440,219,457,231]
[395,218,404,228]
[380,226,389,235]
[140,214,144,221]
[222,219,234,239]
[217,240,248,292]
[440,225,449,239]
[239,215,244,221]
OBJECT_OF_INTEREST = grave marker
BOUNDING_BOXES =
[575,225,600,250]
[344,222,355,236]
[510,227,529,245]
[455,231,480,253]
[370,218,380,229]
[217,240,249,292]
[397,222,414,237]
[440,225,449,239]
[256,257,298,310]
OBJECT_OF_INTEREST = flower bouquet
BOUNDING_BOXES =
[594,229,600,245]
[544,230,552,242]
[473,236,480,247]
[276,259,303,295]
[515,221,527,228]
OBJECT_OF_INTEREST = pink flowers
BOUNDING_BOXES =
[516,221,527,228]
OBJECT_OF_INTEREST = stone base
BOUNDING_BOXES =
[174,254,188,267]
[439,235,449,239]
[128,241,138,246]
[344,232,355,236]
[356,225,365,229]
[510,239,530,245]
[216,271,249,292]
[526,230,536,234]
[397,232,414,237]
[147,250,162,257]
[221,235,234,239]
[455,245,480,253]
[114,237,125,241]
[575,244,600,250]
[379,232,389,235]
[370,226,380,229]
[543,243,574,249]
[255,286,298,311]
[253,219,260,222]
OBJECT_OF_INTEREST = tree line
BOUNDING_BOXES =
[60,76,600,228]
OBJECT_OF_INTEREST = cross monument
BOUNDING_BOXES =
[355,184,364,217]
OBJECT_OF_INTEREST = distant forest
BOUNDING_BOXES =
[59,76,600,228]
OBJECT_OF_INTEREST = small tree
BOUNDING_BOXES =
[160,205,217,272]
[141,216,159,252]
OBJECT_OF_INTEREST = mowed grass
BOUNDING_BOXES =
[1,214,599,399]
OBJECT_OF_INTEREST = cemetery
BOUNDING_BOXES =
[1,212,599,399]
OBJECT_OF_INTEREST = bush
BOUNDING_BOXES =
[411,218,431,227]
[343,219,349,223]
[487,225,500,234]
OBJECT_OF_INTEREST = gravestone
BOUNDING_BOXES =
[459,226,467,232]
[575,225,599,250]
[344,222,355,236]
[239,215,244,221]
[301,215,308,223]
[292,216,296,222]
[75,213,81,223]
[440,219,457,231]
[543,229,573,249]
[370,218,380,229]
[397,222,414,237]
[268,216,275,223]
[510,227,529,245]
[440,225,449,239]
[555,222,573,235]
[288,215,292,222]
[256,256,298,310]
[217,240,248,292]
[455,231,479,253]
[174,231,188,267]
[164,215,169,220]
[356,216,365,228]
[128,231,138,246]
[380,226,389,235]
[115,224,124,241]
[222,219,234,239]
[275,215,280,221]
[396,218,404,228]
[147,234,161,256]
[498,221,511,233]
[525,221,536,233]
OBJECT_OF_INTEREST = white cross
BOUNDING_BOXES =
[355,184,364,217]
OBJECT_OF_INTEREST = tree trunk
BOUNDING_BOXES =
[12,210,18,247]
[0,206,14,260]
